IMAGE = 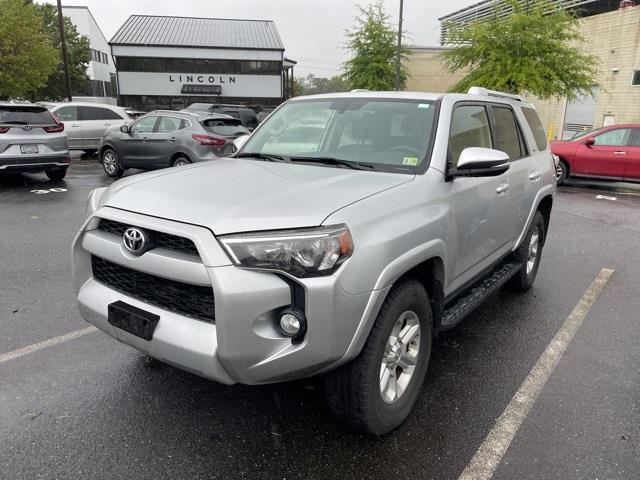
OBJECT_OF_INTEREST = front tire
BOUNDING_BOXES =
[507,211,545,292]
[172,156,191,167]
[45,167,67,181]
[325,279,432,435]
[101,148,123,178]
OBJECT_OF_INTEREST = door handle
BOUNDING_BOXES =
[496,183,510,195]
[71,124,80,127]
[142,137,148,142]
[104,122,111,126]
[613,151,626,155]
[528,171,542,181]
[169,137,177,142]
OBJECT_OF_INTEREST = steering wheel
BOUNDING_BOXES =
[388,145,420,156]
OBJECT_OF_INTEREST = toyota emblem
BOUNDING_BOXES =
[123,227,147,255]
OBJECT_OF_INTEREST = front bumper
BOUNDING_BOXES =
[72,207,373,385]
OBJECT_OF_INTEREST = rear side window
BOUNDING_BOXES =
[492,106,525,159]
[79,106,122,121]
[55,106,78,121]
[156,116,183,133]
[0,105,55,125]
[449,104,493,166]
[102,109,124,120]
[522,107,548,151]
[631,129,640,147]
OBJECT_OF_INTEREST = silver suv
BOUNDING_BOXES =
[0,102,70,180]
[98,111,249,177]
[73,88,556,435]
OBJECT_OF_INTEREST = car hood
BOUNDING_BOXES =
[102,158,413,234]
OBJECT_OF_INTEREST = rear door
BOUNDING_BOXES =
[79,107,125,150]
[447,103,511,290]
[625,129,640,181]
[54,106,82,149]
[573,128,631,178]
[119,115,159,167]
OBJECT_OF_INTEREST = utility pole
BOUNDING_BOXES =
[56,0,73,101]
[394,0,404,91]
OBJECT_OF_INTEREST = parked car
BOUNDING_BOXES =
[98,110,249,177]
[552,124,640,183]
[124,109,146,119]
[0,102,70,180]
[50,102,130,154]
[75,88,555,435]
[183,103,259,131]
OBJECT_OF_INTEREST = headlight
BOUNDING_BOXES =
[219,224,354,278]
[86,187,108,218]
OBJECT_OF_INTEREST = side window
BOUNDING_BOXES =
[156,116,182,133]
[631,129,640,147]
[521,107,548,151]
[78,107,104,121]
[492,106,525,159]
[101,108,124,120]
[449,104,492,166]
[130,116,158,134]
[55,106,78,122]
[593,128,632,146]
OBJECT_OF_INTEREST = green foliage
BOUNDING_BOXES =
[296,73,350,95]
[0,0,58,100]
[31,3,90,101]
[442,0,599,100]
[343,1,408,90]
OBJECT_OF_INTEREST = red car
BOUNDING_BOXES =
[551,124,640,184]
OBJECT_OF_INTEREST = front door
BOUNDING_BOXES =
[574,127,632,178]
[119,115,159,167]
[147,116,184,167]
[447,103,511,292]
[625,128,640,181]
[54,106,82,149]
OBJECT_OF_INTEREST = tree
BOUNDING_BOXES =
[441,0,599,100]
[31,2,90,101]
[343,1,408,90]
[296,73,350,95]
[0,0,58,100]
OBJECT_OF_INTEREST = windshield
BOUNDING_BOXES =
[570,128,599,141]
[240,98,438,173]
[202,118,249,136]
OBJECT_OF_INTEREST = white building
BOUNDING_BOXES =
[109,15,295,111]
[62,5,117,104]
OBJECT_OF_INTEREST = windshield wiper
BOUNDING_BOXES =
[235,152,290,163]
[289,156,375,170]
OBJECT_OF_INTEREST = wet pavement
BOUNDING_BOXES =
[1,156,638,479]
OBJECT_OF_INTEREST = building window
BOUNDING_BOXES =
[89,48,109,65]
[115,57,282,75]
[632,70,640,86]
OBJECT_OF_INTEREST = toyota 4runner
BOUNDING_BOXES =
[73,88,556,435]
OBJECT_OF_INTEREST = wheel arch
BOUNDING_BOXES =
[537,195,553,244]
[170,151,192,164]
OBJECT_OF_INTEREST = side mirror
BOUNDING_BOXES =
[450,147,510,178]
[233,134,250,152]
[120,125,130,134]
[584,138,595,147]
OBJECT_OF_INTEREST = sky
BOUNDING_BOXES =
[43,0,477,77]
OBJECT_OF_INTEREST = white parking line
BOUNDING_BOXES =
[458,268,614,480]
[0,326,97,365]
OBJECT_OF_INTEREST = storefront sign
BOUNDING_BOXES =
[169,75,237,84]
[180,84,222,94]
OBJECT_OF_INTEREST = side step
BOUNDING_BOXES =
[441,262,521,329]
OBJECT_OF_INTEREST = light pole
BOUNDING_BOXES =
[394,0,404,91]
[56,0,73,101]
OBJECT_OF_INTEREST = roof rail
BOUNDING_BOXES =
[467,87,522,102]
[150,109,198,116]
[350,89,369,92]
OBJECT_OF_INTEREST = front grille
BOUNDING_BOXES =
[92,256,215,323]
[98,219,199,256]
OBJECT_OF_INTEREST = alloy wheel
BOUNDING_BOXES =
[526,226,540,274]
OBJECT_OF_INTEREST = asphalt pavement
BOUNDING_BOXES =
[1,156,638,480]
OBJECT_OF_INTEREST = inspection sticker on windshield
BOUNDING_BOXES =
[403,157,418,166]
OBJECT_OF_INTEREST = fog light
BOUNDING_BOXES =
[279,313,301,336]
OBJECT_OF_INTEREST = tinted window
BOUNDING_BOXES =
[593,128,631,146]
[202,118,248,136]
[492,106,524,159]
[449,104,493,166]
[156,116,182,133]
[522,107,547,151]
[102,109,123,120]
[0,105,55,124]
[131,116,158,134]
[79,107,106,121]
[55,106,78,122]
[631,129,640,147]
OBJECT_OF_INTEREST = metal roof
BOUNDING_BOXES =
[110,15,285,51]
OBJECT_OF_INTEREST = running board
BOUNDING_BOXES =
[441,262,521,329]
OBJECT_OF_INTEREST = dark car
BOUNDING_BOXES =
[98,110,249,177]
[183,103,258,131]
[551,124,640,183]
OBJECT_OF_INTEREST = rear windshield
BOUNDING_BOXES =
[0,105,55,125]
[202,118,248,136]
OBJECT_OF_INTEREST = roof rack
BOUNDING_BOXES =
[150,110,199,116]
[468,87,522,102]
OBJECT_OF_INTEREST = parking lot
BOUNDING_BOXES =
[1,156,639,480]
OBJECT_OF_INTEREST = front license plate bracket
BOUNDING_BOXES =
[107,301,160,341]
